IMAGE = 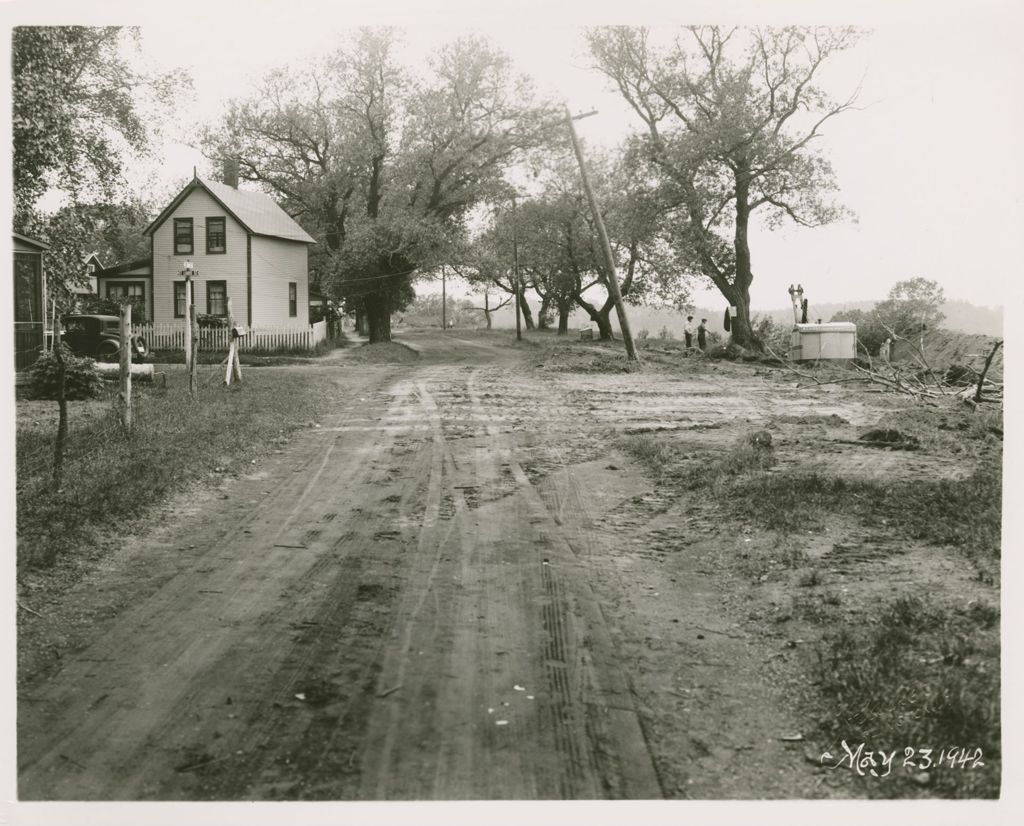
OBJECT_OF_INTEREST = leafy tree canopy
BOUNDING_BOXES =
[587,25,862,348]
[13,26,182,221]
[13,26,185,302]
[205,28,555,342]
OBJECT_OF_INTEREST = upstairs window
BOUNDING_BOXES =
[207,281,227,317]
[174,218,193,254]
[206,217,226,254]
[288,282,297,317]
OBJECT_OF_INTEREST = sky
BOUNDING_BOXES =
[4,0,1023,315]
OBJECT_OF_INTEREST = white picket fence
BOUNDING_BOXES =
[133,320,328,352]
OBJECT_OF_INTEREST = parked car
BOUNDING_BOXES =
[59,314,148,362]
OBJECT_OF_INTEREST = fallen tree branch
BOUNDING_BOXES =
[974,340,1003,403]
[880,322,947,393]
[18,601,44,618]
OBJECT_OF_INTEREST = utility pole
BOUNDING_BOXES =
[564,105,639,362]
[441,265,447,331]
[511,193,522,342]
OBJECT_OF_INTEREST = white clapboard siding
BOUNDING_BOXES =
[133,322,318,352]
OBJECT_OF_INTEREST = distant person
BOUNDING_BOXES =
[684,315,695,348]
[697,318,708,351]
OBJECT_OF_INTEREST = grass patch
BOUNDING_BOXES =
[617,431,775,489]
[813,595,1000,798]
[16,367,336,569]
[727,467,1001,576]
[615,433,692,481]
[341,341,420,364]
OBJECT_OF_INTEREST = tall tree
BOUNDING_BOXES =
[206,29,552,342]
[13,26,183,300]
[13,26,179,222]
[587,26,861,349]
[874,277,945,336]
[506,153,688,339]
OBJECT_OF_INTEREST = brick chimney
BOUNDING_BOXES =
[222,157,239,189]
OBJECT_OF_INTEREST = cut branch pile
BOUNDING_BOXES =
[763,337,1004,407]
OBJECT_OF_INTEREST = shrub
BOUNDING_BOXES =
[752,314,791,355]
[197,313,228,328]
[636,328,650,341]
[26,346,104,400]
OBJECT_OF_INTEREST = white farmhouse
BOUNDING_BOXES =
[140,168,315,327]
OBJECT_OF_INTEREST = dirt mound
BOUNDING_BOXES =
[343,341,420,364]
[892,329,1002,380]
[858,428,921,450]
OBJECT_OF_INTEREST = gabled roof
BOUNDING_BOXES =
[96,258,152,277]
[144,176,316,244]
[13,232,50,250]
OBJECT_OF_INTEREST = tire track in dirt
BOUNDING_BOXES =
[348,366,661,798]
[17,369,417,800]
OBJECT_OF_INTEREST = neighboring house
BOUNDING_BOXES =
[13,232,48,370]
[143,169,316,327]
[95,257,153,322]
[81,252,102,295]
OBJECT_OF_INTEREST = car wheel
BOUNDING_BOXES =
[98,346,119,363]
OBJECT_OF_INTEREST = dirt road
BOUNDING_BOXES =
[18,330,987,800]
[19,332,668,800]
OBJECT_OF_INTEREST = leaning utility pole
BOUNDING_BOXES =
[511,193,522,342]
[564,105,639,362]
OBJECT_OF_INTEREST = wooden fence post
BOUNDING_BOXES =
[52,312,67,488]
[224,297,242,385]
[120,302,132,432]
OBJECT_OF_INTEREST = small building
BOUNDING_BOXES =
[13,232,49,370]
[95,257,153,322]
[80,252,102,296]
[143,167,316,326]
[789,322,857,361]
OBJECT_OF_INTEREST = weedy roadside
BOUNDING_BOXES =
[16,367,337,570]
[617,391,1002,799]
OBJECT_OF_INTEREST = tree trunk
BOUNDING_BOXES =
[574,294,615,340]
[729,294,757,350]
[365,295,392,343]
[594,309,614,340]
[557,298,572,335]
[537,293,553,330]
[518,288,535,330]
[729,159,762,351]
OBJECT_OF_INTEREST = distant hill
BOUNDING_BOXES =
[463,297,1003,338]
[691,299,1002,337]
[939,300,1003,336]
